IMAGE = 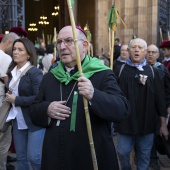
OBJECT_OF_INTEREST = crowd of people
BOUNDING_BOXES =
[0,25,170,170]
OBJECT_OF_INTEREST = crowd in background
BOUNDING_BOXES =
[0,26,170,170]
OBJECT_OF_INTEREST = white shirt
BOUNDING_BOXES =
[65,66,75,73]
[6,62,31,129]
[164,57,170,62]
[0,50,12,78]
[0,50,12,103]
[42,53,53,73]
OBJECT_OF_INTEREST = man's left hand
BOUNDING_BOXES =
[160,125,169,140]
[167,107,170,117]
[78,76,94,101]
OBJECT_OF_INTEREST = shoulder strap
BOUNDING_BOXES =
[149,65,155,79]
[9,65,34,92]
[119,64,125,77]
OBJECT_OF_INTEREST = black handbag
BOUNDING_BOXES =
[0,65,33,133]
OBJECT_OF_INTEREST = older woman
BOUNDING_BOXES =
[6,38,45,170]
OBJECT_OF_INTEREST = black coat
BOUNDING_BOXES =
[30,69,130,170]
[114,64,167,135]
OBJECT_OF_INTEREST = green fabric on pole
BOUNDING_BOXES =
[87,31,92,42]
[71,0,74,6]
[107,4,117,29]
[51,55,110,85]
[132,34,137,39]
[70,91,78,132]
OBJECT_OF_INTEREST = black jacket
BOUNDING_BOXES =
[30,69,130,170]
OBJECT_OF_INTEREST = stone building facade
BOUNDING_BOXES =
[75,0,170,55]
[93,0,170,55]
[0,0,170,56]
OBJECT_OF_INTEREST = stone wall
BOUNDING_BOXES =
[116,0,158,46]
[94,0,159,55]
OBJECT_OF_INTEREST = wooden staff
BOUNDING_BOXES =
[53,27,57,60]
[110,30,115,70]
[160,28,163,42]
[108,1,126,70]
[50,34,52,44]
[109,28,112,54]
[42,31,45,44]
[88,44,90,56]
[168,30,170,41]
[90,43,93,57]
[86,29,91,56]
[47,34,50,45]
[67,0,98,169]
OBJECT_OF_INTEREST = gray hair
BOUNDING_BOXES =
[1,32,19,43]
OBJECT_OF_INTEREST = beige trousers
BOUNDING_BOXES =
[0,126,12,170]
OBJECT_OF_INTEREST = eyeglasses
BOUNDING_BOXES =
[121,50,128,53]
[147,51,158,54]
[56,38,84,47]
[130,46,145,51]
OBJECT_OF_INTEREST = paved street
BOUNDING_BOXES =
[8,143,170,170]
[8,153,170,170]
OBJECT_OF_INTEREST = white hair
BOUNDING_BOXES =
[129,38,147,49]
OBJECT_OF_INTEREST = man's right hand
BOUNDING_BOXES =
[47,101,71,120]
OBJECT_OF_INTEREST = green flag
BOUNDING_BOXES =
[107,4,117,30]
[86,30,92,42]
[71,0,74,6]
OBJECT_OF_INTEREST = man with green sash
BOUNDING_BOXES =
[30,26,130,170]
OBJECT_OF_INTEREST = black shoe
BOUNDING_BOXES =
[150,160,160,170]
[7,156,17,162]
[6,163,15,170]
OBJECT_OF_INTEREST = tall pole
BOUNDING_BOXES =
[67,0,98,169]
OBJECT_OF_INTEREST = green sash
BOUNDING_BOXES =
[51,55,110,131]
[51,55,110,85]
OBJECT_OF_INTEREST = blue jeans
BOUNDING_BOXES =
[117,133,154,170]
[13,120,45,170]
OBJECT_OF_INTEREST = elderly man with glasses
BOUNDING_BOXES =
[114,38,169,170]
[146,44,170,170]
[29,25,131,170]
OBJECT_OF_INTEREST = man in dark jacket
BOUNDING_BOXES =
[146,44,170,169]
[30,25,130,170]
[114,38,121,61]
[114,38,169,170]
[160,40,170,72]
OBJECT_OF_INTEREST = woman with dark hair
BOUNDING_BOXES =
[6,38,45,170]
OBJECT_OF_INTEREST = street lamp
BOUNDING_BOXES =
[52,6,59,16]
[28,23,38,31]
[38,16,49,25]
